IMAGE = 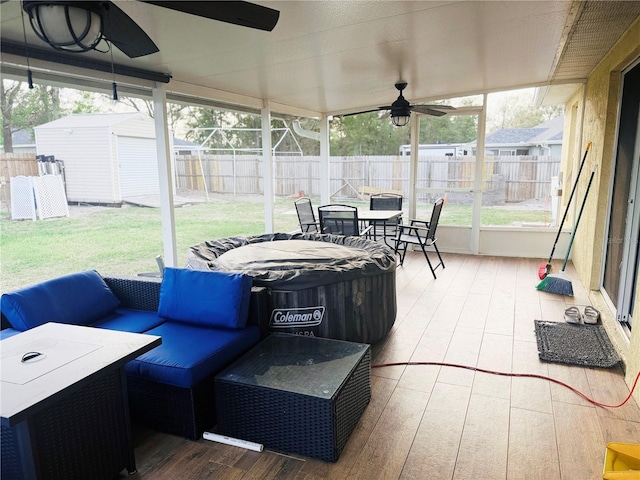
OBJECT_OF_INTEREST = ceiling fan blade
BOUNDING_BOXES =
[141,1,280,32]
[342,107,390,117]
[410,105,449,116]
[420,104,457,110]
[103,2,159,58]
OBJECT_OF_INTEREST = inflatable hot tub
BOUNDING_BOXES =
[187,232,396,344]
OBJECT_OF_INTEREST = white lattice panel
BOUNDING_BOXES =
[10,176,36,221]
[33,175,69,220]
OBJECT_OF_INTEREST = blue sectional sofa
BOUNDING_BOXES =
[0,267,265,440]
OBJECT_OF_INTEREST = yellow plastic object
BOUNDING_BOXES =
[603,443,640,479]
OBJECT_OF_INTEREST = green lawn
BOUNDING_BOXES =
[0,196,294,292]
[0,195,551,293]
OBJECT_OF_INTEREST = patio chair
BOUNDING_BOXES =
[318,204,372,237]
[138,254,165,278]
[369,193,403,211]
[369,193,403,242]
[294,197,319,233]
[394,197,445,278]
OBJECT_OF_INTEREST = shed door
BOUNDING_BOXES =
[117,136,160,198]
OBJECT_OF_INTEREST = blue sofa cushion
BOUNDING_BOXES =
[0,328,21,340]
[92,308,164,333]
[158,268,252,329]
[125,322,260,388]
[0,270,120,331]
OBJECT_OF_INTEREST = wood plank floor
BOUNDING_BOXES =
[122,253,640,480]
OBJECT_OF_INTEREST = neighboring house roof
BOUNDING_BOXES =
[485,128,546,144]
[528,115,564,144]
[471,115,564,148]
[173,138,200,148]
[35,112,146,129]
[11,129,35,146]
[547,131,564,142]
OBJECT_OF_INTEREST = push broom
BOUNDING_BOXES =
[536,169,595,296]
[538,141,591,279]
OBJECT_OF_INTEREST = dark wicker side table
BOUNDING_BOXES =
[215,333,371,462]
[1,323,161,480]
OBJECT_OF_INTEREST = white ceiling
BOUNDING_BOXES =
[1,1,639,117]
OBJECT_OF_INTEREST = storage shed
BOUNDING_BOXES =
[34,112,159,205]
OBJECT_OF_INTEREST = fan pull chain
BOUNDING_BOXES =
[20,6,33,88]
[109,42,118,101]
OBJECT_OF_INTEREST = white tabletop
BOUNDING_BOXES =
[1,322,161,426]
[357,209,403,221]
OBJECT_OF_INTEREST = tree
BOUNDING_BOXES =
[118,97,154,118]
[1,80,62,152]
[419,114,478,144]
[183,107,241,147]
[0,81,22,153]
[487,90,564,133]
[115,97,189,135]
[180,108,321,155]
[509,104,564,129]
[67,91,102,115]
[11,84,61,130]
[273,118,320,156]
[330,112,410,155]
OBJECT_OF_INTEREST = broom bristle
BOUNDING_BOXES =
[536,272,574,296]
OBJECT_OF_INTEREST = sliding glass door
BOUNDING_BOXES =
[603,60,640,331]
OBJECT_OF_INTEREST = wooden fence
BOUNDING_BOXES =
[0,153,38,179]
[0,153,39,209]
[1,153,559,206]
[175,154,560,203]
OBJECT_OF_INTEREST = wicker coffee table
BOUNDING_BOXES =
[215,333,371,462]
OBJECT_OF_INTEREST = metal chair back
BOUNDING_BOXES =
[369,193,403,241]
[294,197,319,233]
[318,204,361,236]
[394,197,445,278]
[369,193,402,211]
[425,197,444,241]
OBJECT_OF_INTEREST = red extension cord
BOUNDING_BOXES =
[371,361,640,409]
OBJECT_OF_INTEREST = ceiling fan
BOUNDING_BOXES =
[346,81,456,127]
[21,1,280,58]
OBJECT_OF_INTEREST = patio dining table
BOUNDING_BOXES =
[357,209,403,246]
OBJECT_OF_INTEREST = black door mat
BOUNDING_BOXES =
[534,320,620,368]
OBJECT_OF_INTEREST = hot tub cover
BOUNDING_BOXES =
[188,232,396,291]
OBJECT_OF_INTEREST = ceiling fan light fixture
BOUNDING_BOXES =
[345,81,454,125]
[389,82,411,127]
[391,112,410,127]
[24,2,103,53]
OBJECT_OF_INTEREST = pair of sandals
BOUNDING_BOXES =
[564,305,600,324]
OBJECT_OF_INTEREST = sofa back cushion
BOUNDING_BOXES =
[0,270,121,331]
[158,268,252,329]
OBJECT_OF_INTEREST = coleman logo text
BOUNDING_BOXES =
[269,306,325,328]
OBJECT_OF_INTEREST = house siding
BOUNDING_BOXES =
[34,113,157,204]
[568,17,640,401]
[34,126,117,204]
[111,115,156,139]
